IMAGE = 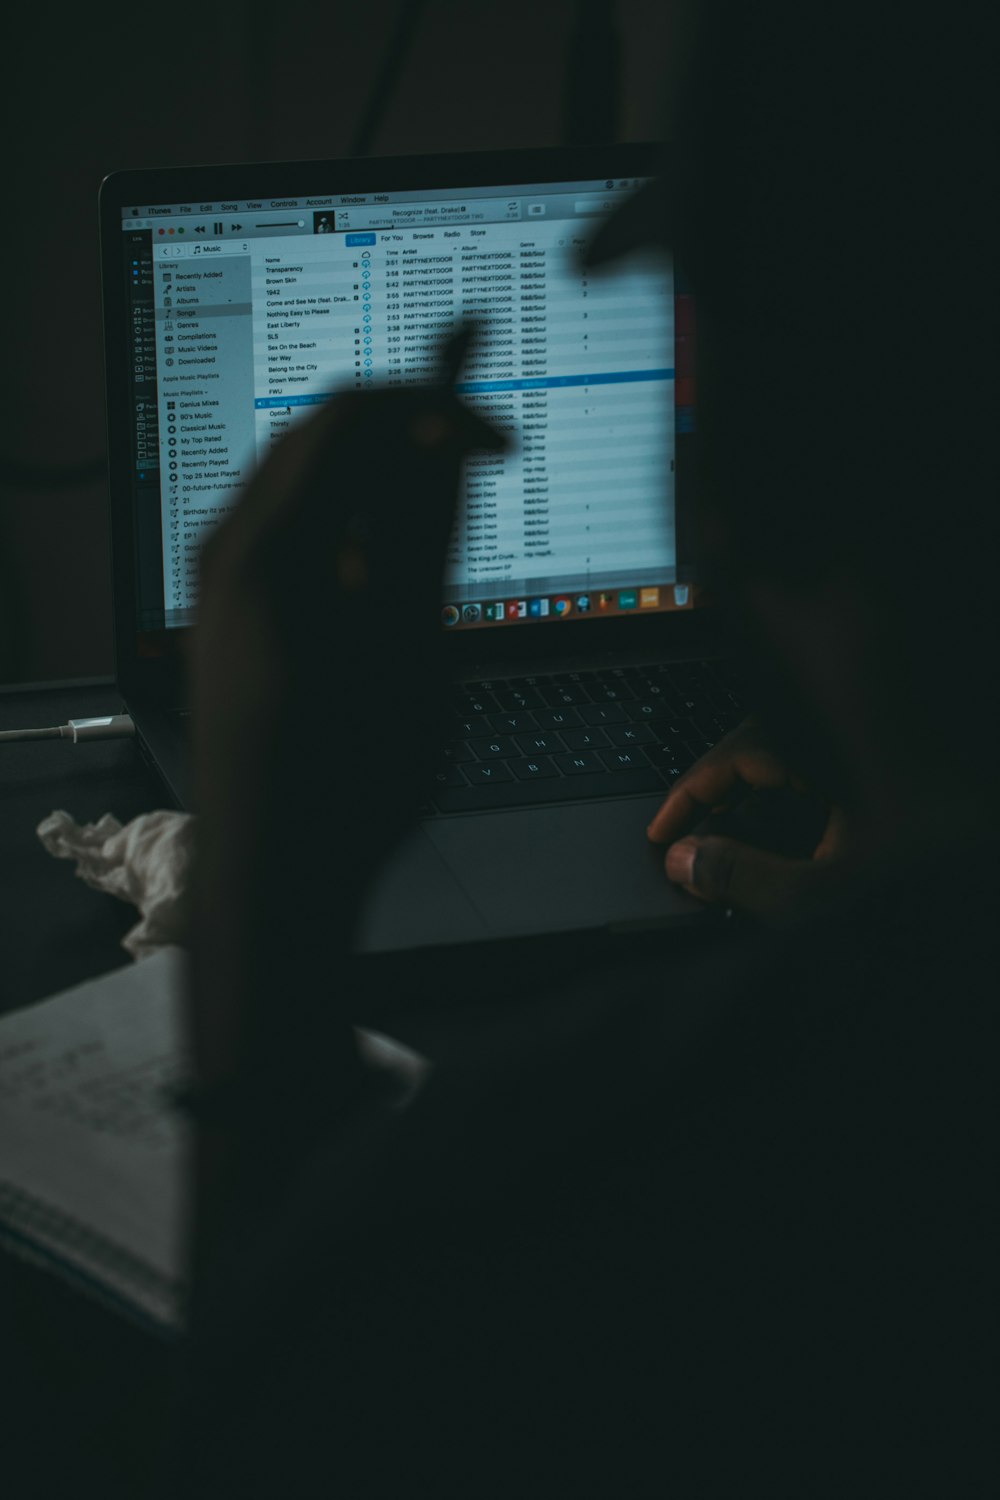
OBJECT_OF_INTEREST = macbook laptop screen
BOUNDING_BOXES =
[111,156,694,640]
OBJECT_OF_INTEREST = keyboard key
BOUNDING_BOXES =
[536,707,584,729]
[494,688,545,710]
[690,710,733,742]
[677,695,716,721]
[442,741,475,763]
[453,716,492,738]
[660,717,699,749]
[607,723,656,746]
[456,693,501,715]
[433,766,663,813]
[625,701,676,723]
[588,681,637,702]
[511,755,560,780]
[560,726,610,750]
[648,741,695,773]
[468,735,518,759]
[580,703,628,726]
[540,685,593,707]
[599,747,652,771]
[634,679,680,706]
[463,761,515,784]
[432,765,469,788]
[645,669,692,700]
[553,750,605,775]
[516,732,564,755]
[487,711,539,734]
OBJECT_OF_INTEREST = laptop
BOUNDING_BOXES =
[99,144,743,954]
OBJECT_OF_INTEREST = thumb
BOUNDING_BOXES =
[665,835,818,921]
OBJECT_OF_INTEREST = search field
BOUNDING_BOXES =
[573,196,619,216]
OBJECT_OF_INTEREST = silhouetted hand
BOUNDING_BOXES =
[647,719,851,921]
[192,367,506,931]
[185,367,505,1224]
[194,377,503,879]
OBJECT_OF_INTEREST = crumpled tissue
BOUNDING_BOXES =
[37,808,195,960]
[36,807,429,1101]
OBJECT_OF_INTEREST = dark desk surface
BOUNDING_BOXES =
[0,681,730,1497]
[0,684,167,1018]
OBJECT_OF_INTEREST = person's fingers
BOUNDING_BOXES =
[197,395,347,587]
[440,398,510,454]
[581,170,673,268]
[299,414,452,609]
[406,402,505,455]
[282,386,509,587]
[665,834,817,919]
[202,382,506,589]
[646,729,791,846]
[812,801,850,862]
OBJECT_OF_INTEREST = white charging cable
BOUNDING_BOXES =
[0,714,135,743]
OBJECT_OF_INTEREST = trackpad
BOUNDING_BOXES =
[424,795,699,940]
[355,825,492,953]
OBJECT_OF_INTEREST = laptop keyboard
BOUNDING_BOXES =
[172,659,745,815]
[430,659,745,814]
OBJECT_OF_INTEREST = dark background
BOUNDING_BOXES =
[0,0,672,687]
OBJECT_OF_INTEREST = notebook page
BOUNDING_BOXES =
[0,948,190,1327]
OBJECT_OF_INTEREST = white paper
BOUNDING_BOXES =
[0,948,191,1326]
[0,946,429,1329]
